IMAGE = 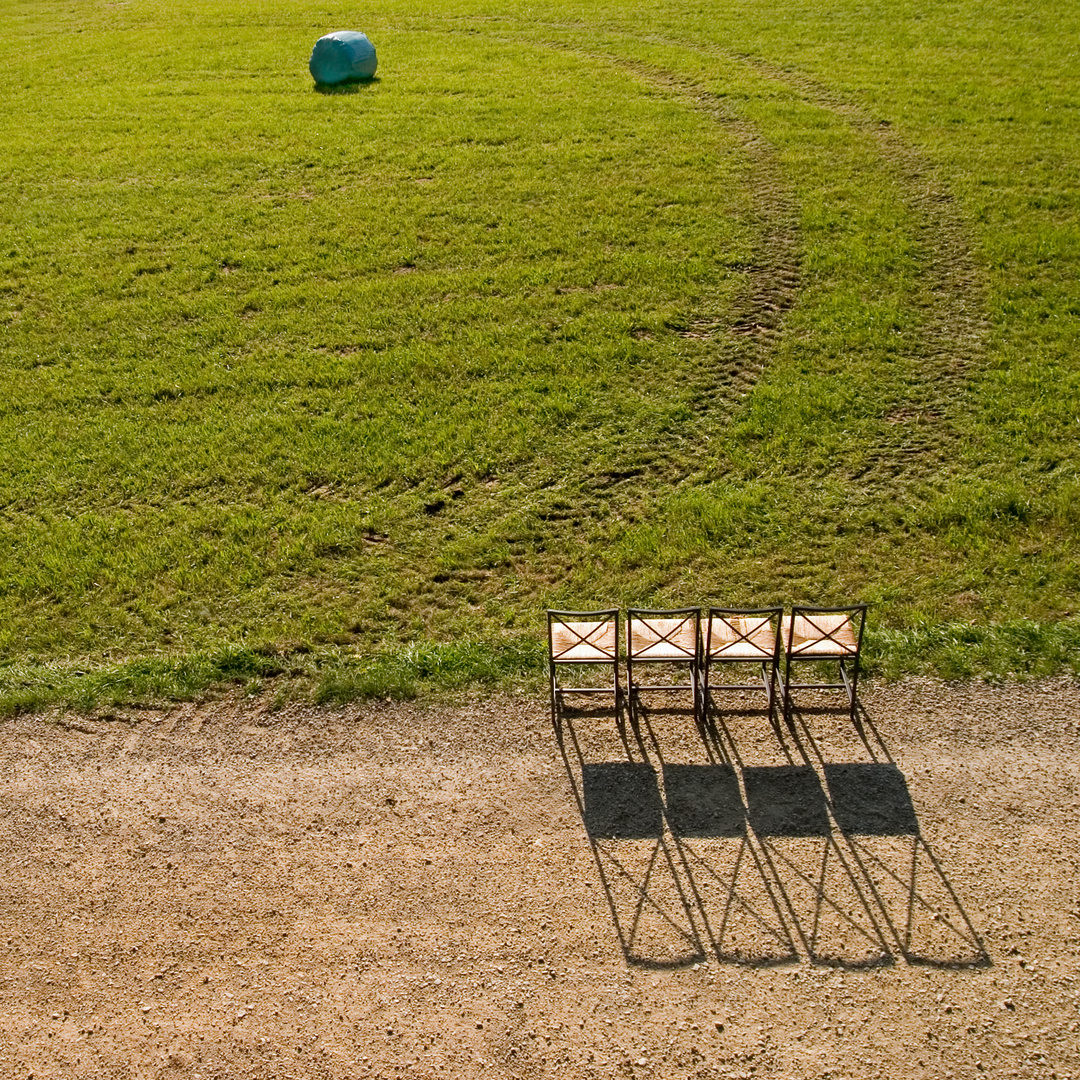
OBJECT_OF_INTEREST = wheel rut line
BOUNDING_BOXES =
[736,56,990,492]
[396,21,991,617]
[511,23,991,498]
[541,44,802,429]
[481,31,802,520]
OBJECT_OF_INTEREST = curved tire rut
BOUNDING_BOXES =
[404,23,992,602]
[507,39,803,511]
[609,58,802,422]
[731,54,990,493]
[528,27,990,501]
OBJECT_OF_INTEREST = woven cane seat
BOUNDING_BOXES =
[706,616,776,659]
[787,613,858,656]
[629,617,697,661]
[550,619,618,663]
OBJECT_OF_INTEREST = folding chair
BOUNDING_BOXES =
[780,604,867,723]
[699,607,783,719]
[546,609,621,725]
[626,608,700,723]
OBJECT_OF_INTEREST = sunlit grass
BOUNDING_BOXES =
[1,0,1078,710]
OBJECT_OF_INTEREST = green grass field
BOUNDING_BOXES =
[2,0,1078,710]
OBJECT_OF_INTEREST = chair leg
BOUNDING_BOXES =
[549,668,560,740]
[691,661,700,727]
[841,658,860,723]
[782,657,794,725]
[762,660,777,728]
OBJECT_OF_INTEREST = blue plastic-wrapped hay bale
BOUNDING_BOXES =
[309,31,377,85]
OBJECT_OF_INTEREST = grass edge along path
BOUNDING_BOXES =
[3,619,1079,718]
[0,639,541,717]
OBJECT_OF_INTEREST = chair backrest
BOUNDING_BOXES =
[785,605,867,657]
[704,607,782,660]
[547,609,619,664]
[626,608,700,662]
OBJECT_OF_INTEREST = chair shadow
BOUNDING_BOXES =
[556,705,705,968]
[823,761,990,968]
[741,760,895,967]
[634,703,799,966]
[789,706,991,968]
[581,761,662,839]
[662,759,798,966]
[553,690,989,970]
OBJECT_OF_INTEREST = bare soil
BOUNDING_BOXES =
[1,679,1078,1079]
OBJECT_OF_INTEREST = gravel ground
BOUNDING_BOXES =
[1,677,1078,1079]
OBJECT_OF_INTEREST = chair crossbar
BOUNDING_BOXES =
[706,682,775,692]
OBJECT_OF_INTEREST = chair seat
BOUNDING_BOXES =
[788,613,858,656]
[781,604,867,724]
[551,620,618,662]
[706,616,775,659]
[629,618,697,661]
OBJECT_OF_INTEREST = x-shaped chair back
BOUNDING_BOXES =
[547,609,621,723]
[781,604,867,722]
[701,607,783,717]
[787,611,860,656]
[626,608,700,723]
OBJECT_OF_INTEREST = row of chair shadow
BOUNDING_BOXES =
[547,604,867,726]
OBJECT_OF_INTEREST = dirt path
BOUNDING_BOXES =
[1,679,1078,1079]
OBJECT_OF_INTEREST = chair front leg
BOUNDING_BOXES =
[841,657,860,723]
[698,655,709,716]
[691,659,700,726]
[781,654,793,723]
[762,660,776,725]
[549,664,559,735]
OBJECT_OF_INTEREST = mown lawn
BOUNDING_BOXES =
[1,0,1078,709]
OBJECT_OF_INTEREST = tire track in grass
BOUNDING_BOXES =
[435,31,806,590]
[391,30,808,614]
[517,35,992,622]
[388,29,801,612]
[383,23,990,622]
[735,57,989,495]
[516,26,988,497]
[602,58,801,419]
[517,40,802,505]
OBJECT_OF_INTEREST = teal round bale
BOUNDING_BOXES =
[309,31,377,85]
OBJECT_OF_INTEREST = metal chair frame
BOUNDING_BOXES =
[626,607,701,724]
[546,609,621,725]
[780,604,868,723]
[699,606,783,719]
